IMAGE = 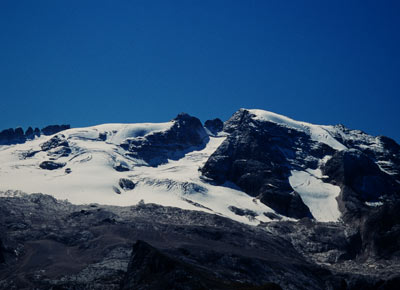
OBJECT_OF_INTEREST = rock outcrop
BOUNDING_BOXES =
[39,161,66,170]
[119,178,135,191]
[202,109,400,223]
[121,113,209,166]
[204,118,224,135]
[0,124,70,145]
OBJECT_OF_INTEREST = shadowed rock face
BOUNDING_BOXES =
[41,135,69,151]
[41,125,70,136]
[39,161,66,170]
[121,113,209,166]
[0,125,70,145]
[321,149,400,223]
[322,149,399,201]
[201,109,400,223]
[0,239,5,264]
[204,118,224,135]
[119,178,135,191]
[199,109,400,268]
[121,240,283,290]
[201,109,321,219]
[358,200,400,260]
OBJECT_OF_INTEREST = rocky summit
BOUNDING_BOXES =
[0,109,399,289]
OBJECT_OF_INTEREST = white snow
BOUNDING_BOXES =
[365,201,384,207]
[289,169,341,222]
[66,122,174,144]
[0,123,279,225]
[248,109,347,151]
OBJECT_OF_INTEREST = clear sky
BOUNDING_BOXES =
[1,1,399,141]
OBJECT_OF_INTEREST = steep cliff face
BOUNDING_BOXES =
[120,112,209,166]
[202,109,400,223]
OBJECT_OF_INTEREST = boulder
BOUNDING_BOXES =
[119,178,135,191]
[121,240,283,290]
[39,161,66,170]
[113,162,130,172]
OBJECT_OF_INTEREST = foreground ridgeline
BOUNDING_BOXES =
[0,193,399,289]
[0,109,399,289]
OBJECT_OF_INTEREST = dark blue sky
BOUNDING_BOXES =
[1,1,399,141]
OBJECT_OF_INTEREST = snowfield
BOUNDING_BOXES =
[248,109,347,151]
[289,169,341,222]
[0,123,277,225]
[0,109,357,224]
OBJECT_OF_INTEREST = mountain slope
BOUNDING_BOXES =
[1,109,400,225]
[202,109,400,222]
[1,108,400,289]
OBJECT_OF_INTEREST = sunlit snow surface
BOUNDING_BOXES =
[289,169,341,222]
[0,123,277,225]
[248,109,347,151]
[0,113,350,224]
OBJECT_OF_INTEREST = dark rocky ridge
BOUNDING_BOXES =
[321,149,400,223]
[197,108,400,287]
[201,109,400,222]
[329,125,400,182]
[201,109,330,218]
[121,113,209,166]
[0,192,399,290]
[0,124,70,145]
[204,118,224,135]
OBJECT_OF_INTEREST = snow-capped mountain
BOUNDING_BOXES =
[1,108,400,290]
[1,109,399,225]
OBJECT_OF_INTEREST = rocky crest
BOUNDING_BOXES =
[201,109,331,218]
[202,109,400,222]
[0,124,70,145]
[204,118,224,135]
[120,113,209,166]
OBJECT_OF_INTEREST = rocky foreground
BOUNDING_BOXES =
[0,192,399,290]
[1,108,400,289]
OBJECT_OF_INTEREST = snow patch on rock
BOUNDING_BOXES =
[248,109,347,151]
[289,169,341,222]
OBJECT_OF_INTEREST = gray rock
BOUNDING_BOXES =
[119,179,135,191]
[0,239,5,263]
[202,109,314,219]
[40,135,69,151]
[113,163,130,172]
[0,192,399,290]
[39,161,66,170]
[121,113,209,166]
[41,124,70,136]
